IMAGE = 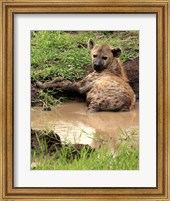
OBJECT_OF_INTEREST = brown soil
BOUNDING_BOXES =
[123,57,139,100]
[31,129,95,161]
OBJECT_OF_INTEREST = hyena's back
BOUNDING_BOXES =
[86,74,135,112]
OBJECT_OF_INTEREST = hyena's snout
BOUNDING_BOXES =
[93,59,103,71]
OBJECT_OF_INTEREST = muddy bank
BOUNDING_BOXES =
[124,58,139,100]
[31,129,95,161]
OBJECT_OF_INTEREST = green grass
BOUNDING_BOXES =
[31,31,139,107]
[31,129,139,170]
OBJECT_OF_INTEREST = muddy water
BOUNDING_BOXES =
[31,102,139,148]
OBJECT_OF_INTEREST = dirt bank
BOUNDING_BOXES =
[31,129,95,161]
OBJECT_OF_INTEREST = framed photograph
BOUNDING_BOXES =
[0,0,169,200]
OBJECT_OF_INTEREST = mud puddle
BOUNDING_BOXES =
[31,101,139,148]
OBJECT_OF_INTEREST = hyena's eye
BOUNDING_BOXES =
[93,55,97,58]
[102,56,108,60]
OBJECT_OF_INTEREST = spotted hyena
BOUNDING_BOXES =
[73,39,136,112]
[36,39,136,112]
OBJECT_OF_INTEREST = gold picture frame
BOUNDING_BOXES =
[0,0,169,200]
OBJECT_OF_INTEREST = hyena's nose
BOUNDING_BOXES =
[93,63,100,69]
[94,63,99,67]
[93,64,100,71]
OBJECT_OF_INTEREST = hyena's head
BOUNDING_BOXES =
[88,39,121,72]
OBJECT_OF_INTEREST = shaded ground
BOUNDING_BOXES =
[31,129,95,161]
[124,57,139,100]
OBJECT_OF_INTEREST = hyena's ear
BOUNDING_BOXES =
[111,48,122,58]
[88,39,95,50]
